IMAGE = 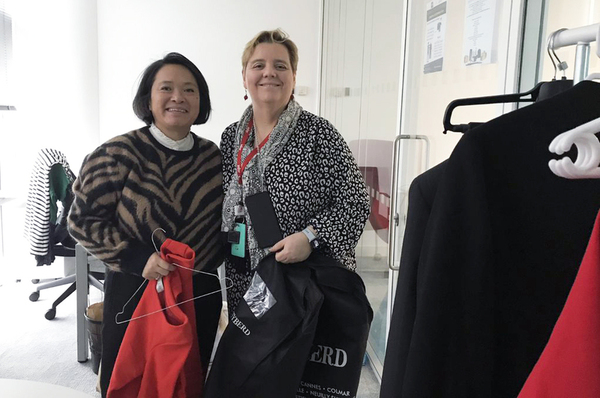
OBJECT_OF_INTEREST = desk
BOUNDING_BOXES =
[76,244,106,363]
[0,378,94,397]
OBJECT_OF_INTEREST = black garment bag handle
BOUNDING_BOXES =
[442,78,574,134]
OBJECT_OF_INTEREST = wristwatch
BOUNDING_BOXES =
[302,227,320,250]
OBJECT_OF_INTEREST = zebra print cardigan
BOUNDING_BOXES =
[68,127,224,275]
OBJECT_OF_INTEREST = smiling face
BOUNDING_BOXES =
[243,43,296,111]
[150,64,200,140]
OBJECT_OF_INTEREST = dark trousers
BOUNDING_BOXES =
[100,269,222,397]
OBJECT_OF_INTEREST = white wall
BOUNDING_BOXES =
[2,0,99,196]
[96,0,321,147]
[0,0,320,199]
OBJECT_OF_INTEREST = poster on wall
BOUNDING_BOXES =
[462,0,496,66]
[423,0,447,74]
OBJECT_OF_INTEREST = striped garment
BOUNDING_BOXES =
[24,148,76,256]
[67,127,224,275]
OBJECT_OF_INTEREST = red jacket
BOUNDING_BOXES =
[107,239,203,398]
[518,211,600,398]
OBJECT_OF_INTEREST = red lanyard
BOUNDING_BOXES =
[237,119,271,184]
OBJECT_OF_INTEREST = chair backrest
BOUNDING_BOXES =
[359,166,390,243]
[23,148,76,260]
[348,139,394,244]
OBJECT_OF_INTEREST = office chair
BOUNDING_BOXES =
[24,148,81,320]
[28,206,77,320]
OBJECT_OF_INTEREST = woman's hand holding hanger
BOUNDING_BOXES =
[142,252,176,280]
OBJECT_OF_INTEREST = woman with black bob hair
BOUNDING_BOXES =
[133,52,212,125]
[69,52,223,396]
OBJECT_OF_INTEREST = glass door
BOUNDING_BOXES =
[320,0,524,382]
[320,0,408,379]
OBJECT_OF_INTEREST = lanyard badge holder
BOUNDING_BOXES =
[231,120,274,258]
[229,203,246,258]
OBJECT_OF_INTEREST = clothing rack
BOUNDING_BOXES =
[550,23,600,83]
[546,23,600,180]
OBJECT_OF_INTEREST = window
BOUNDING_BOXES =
[0,2,14,109]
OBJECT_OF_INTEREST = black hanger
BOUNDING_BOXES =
[442,79,574,134]
[442,82,543,134]
[537,77,573,101]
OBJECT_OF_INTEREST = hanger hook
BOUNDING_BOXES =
[548,28,568,79]
[547,32,559,79]
[151,228,167,253]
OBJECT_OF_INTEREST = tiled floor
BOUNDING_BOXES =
[357,356,382,397]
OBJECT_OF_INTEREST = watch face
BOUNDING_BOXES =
[310,240,320,249]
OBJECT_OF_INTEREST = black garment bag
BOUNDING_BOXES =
[205,253,373,398]
[204,254,324,398]
[297,254,373,398]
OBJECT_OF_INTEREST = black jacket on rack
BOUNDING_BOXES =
[380,160,446,397]
[380,81,600,398]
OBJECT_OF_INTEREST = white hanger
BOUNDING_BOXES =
[548,116,600,179]
[115,228,232,325]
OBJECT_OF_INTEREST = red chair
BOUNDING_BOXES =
[360,166,390,244]
[349,139,393,260]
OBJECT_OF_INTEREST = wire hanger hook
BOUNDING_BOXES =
[548,28,569,80]
[151,227,166,253]
[115,228,233,325]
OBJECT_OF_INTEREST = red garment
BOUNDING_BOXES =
[107,239,203,398]
[518,211,600,398]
